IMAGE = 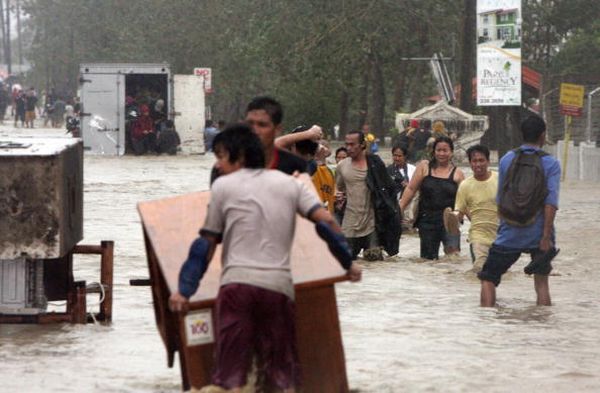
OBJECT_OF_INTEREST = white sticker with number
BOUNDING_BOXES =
[184,310,214,346]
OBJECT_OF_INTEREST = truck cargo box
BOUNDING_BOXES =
[79,63,205,155]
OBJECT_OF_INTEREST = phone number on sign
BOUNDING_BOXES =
[479,99,507,104]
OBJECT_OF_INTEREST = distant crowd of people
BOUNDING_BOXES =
[0,84,80,129]
[168,96,560,392]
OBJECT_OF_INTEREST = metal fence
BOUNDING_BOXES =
[543,74,600,145]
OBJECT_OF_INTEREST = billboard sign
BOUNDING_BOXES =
[476,0,522,106]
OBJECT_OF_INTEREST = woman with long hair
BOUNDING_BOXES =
[399,136,465,260]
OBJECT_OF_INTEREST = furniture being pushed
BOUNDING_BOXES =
[138,185,351,392]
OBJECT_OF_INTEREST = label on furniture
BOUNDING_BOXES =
[185,309,214,346]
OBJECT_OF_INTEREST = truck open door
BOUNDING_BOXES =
[173,74,205,154]
[80,73,125,155]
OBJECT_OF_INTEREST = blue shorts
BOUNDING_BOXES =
[477,244,555,286]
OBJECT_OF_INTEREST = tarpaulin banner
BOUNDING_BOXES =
[476,0,522,106]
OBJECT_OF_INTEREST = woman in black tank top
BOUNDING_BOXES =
[399,136,465,259]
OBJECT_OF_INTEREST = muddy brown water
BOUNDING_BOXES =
[1,127,600,392]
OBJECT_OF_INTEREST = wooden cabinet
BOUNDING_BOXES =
[139,187,350,392]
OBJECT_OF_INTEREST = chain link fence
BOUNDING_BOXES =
[542,74,600,145]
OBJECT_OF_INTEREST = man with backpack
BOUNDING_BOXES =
[478,115,561,307]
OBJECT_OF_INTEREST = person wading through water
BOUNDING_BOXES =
[400,136,465,260]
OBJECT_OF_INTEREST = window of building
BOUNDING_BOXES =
[498,27,512,40]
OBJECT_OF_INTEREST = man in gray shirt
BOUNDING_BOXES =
[336,130,380,260]
[170,124,361,392]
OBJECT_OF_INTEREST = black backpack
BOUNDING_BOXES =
[498,148,548,227]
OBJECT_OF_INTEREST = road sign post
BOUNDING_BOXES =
[559,83,584,181]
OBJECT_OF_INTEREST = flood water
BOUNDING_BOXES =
[2,127,600,392]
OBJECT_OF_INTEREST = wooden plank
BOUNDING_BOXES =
[295,285,349,392]
[143,229,179,368]
[99,241,114,322]
[71,281,87,324]
[73,244,104,254]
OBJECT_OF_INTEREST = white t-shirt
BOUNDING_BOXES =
[202,169,321,299]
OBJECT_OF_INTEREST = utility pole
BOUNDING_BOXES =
[5,0,11,75]
[0,0,5,65]
[16,0,22,67]
[459,0,475,113]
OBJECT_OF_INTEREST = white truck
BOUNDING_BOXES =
[79,63,206,155]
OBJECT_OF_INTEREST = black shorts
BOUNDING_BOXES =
[477,244,555,286]
[347,231,378,259]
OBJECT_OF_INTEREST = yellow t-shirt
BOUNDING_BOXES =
[454,171,499,246]
[312,164,336,213]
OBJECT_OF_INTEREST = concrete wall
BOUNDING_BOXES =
[551,141,600,182]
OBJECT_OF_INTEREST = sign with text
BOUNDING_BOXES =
[559,83,585,117]
[184,309,214,346]
[476,0,522,106]
[193,67,213,94]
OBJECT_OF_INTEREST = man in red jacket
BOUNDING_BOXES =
[131,104,156,155]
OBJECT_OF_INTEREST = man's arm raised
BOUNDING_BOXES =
[274,125,323,150]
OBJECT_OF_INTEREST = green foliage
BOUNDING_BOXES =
[19,0,465,133]
[501,41,521,49]
[18,0,599,134]
[550,21,600,75]
[522,0,600,70]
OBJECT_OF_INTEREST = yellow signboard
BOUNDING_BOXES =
[560,83,585,108]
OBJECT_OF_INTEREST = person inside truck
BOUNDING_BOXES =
[131,104,156,155]
[124,96,139,154]
[156,119,181,155]
[150,98,166,124]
